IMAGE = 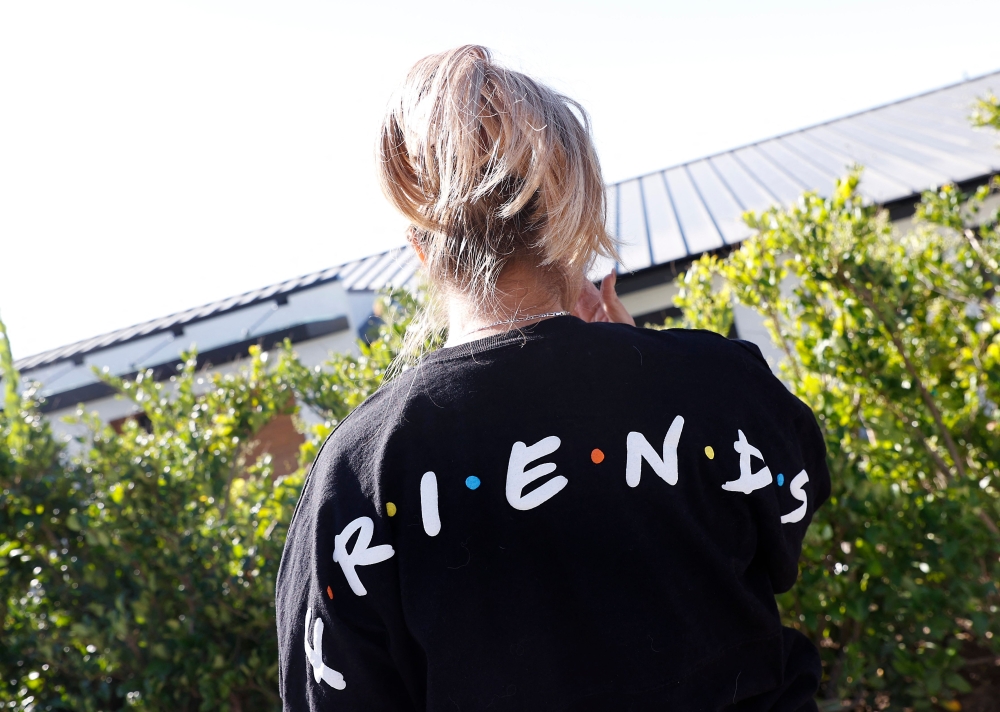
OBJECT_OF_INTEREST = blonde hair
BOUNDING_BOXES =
[377,45,617,357]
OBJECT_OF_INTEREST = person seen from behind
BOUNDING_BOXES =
[276,45,830,711]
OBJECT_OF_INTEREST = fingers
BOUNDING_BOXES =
[572,279,602,322]
[600,272,636,326]
[600,271,617,297]
[574,272,636,325]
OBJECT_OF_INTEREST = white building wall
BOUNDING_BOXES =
[45,328,362,454]
[619,282,679,321]
[47,393,141,449]
[731,306,786,370]
[347,290,378,338]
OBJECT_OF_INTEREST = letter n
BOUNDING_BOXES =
[625,415,684,488]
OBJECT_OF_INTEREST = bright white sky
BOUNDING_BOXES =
[1,0,999,360]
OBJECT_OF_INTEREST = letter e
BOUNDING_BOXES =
[506,436,566,511]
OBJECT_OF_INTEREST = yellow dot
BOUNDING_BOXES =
[386,502,397,517]
[704,446,715,460]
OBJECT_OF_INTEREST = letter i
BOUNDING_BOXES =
[421,472,441,536]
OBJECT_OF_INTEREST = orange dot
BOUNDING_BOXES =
[326,586,334,600]
[591,448,605,464]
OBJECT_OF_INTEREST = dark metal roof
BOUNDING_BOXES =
[32,317,349,414]
[15,70,1000,375]
[604,70,1000,273]
[14,247,419,373]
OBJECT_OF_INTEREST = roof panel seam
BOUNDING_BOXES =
[660,171,690,256]
[614,182,622,271]
[820,123,951,186]
[637,178,654,266]
[705,157,747,211]
[794,130,919,192]
[751,144,809,191]
[836,118,990,175]
[682,164,727,248]
[777,137,850,185]
[728,151,781,203]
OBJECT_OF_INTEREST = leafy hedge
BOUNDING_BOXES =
[0,298,412,711]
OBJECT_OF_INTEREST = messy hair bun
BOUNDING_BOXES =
[377,45,617,357]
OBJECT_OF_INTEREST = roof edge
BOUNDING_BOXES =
[14,246,408,372]
[607,68,1000,187]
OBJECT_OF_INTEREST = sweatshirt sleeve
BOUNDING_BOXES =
[275,428,424,712]
[732,339,832,593]
[754,394,832,594]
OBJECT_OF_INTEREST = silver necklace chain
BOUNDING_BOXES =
[469,310,570,334]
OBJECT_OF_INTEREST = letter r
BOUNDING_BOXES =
[332,516,394,596]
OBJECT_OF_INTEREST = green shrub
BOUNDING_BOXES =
[0,295,415,711]
[670,172,1000,709]
[1,343,295,710]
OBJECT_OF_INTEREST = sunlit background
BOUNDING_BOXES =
[1,0,999,359]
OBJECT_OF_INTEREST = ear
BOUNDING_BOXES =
[406,225,427,264]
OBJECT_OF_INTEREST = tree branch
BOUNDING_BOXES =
[965,228,999,275]
[851,284,967,479]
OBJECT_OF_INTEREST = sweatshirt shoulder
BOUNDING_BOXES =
[591,322,772,371]
[602,324,808,406]
[316,368,418,456]
[297,371,421,513]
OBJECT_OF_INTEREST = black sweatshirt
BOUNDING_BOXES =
[276,316,830,711]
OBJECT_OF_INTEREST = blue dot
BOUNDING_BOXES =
[465,476,481,490]
[777,473,785,487]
